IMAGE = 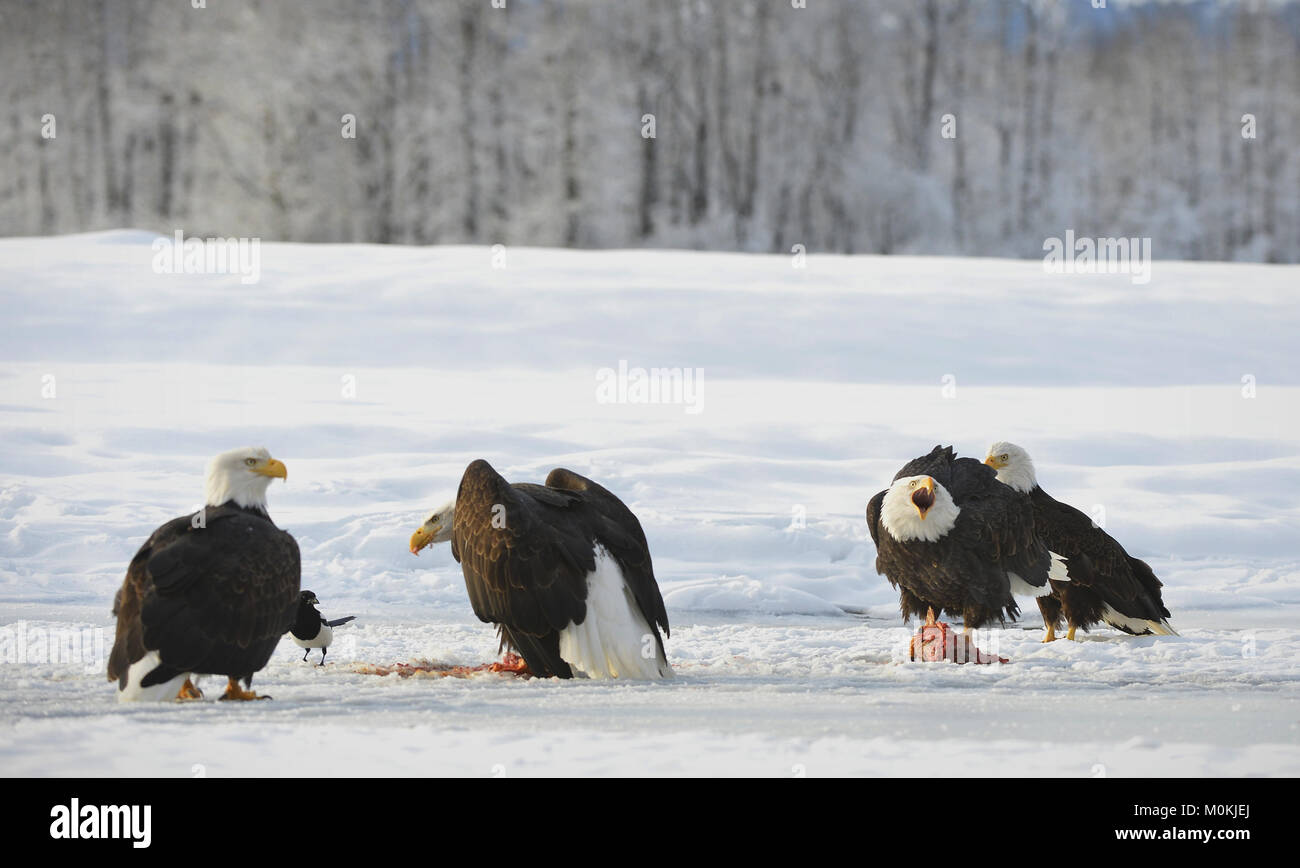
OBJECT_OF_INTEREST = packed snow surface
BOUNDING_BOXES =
[1,233,1297,776]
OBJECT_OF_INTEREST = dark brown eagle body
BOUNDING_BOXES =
[108,502,300,692]
[450,459,669,678]
[1028,485,1173,635]
[867,446,1059,629]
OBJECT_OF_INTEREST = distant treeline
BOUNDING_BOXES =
[2,0,1298,262]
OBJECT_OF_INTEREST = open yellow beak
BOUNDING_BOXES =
[254,458,288,480]
[911,477,936,517]
[409,524,438,555]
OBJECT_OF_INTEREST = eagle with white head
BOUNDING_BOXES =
[107,446,301,701]
[985,441,1176,640]
[410,460,671,680]
[867,445,1068,633]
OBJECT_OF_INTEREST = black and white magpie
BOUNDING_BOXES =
[289,590,355,665]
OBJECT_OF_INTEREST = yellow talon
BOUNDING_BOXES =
[219,676,271,701]
[175,678,203,701]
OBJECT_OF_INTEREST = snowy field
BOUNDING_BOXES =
[1,232,1297,776]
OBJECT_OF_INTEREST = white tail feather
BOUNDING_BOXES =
[558,546,672,680]
[1148,619,1179,637]
[117,651,189,702]
[1101,604,1178,637]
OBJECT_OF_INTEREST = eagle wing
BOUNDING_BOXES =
[951,477,1055,596]
[450,460,592,673]
[865,489,886,548]
[545,467,669,639]
[108,506,300,686]
[917,452,1057,596]
[1033,492,1170,621]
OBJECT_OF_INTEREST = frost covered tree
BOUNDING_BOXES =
[0,0,1296,262]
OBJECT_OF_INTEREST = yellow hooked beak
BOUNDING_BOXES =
[409,523,439,556]
[984,454,1005,470]
[253,458,288,480]
[911,477,936,517]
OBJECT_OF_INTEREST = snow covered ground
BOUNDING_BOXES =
[1,232,1297,776]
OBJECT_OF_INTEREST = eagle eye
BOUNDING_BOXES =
[1001,453,1009,461]
[244,457,257,466]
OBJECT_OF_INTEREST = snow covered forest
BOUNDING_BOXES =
[3,0,1299,262]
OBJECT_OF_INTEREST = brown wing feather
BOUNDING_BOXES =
[545,467,669,638]
[450,461,670,676]
[106,538,160,685]
[108,505,300,686]
[1031,487,1170,623]
[866,490,885,548]
[451,460,589,640]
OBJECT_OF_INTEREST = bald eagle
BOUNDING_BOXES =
[107,447,301,701]
[409,460,671,680]
[984,442,1176,640]
[866,446,1068,631]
